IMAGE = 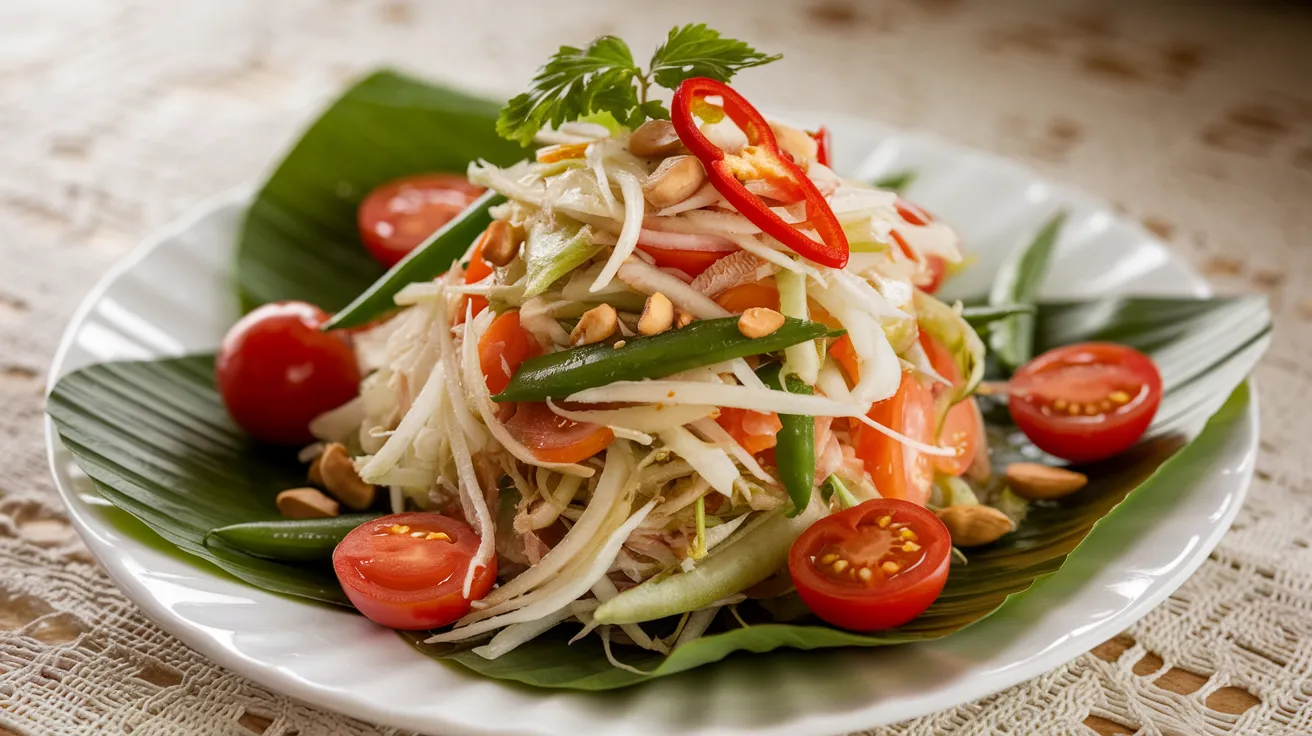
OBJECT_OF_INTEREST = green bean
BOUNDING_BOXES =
[756,363,815,516]
[323,191,505,331]
[493,317,842,402]
[205,514,381,563]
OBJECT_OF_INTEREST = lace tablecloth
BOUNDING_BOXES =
[2,1,1309,734]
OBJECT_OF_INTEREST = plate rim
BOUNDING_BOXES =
[43,120,1258,736]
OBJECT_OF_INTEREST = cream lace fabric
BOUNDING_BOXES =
[1,1,1309,734]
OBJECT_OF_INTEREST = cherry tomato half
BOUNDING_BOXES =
[333,512,495,630]
[478,310,540,396]
[636,245,733,279]
[789,498,951,631]
[503,402,615,464]
[716,407,782,455]
[1008,342,1162,464]
[358,174,484,268]
[853,371,936,506]
[216,301,360,446]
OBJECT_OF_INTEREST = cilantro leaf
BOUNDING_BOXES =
[496,36,643,146]
[496,25,780,145]
[649,24,782,89]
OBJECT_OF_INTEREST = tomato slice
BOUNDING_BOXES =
[716,407,782,455]
[789,498,951,631]
[636,245,732,278]
[713,281,780,313]
[1008,342,1162,464]
[216,301,360,446]
[478,310,540,396]
[332,512,495,630]
[852,371,936,506]
[455,227,496,323]
[504,402,615,463]
[358,174,485,268]
[916,331,982,476]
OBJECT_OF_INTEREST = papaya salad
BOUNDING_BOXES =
[211,25,1164,664]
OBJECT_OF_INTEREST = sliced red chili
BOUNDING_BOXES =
[671,78,849,269]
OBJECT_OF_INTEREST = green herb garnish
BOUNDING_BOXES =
[497,23,781,146]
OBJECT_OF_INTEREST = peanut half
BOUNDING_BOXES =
[1006,462,1089,500]
[276,488,340,519]
[481,220,522,267]
[935,504,1014,547]
[570,304,619,346]
[738,307,785,339]
[638,292,675,336]
[314,442,377,511]
[642,155,706,209]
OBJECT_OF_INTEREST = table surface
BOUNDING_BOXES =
[1,1,1310,734]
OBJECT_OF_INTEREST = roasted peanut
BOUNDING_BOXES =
[1006,463,1089,500]
[570,304,619,346]
[642,155,706,209]
[738,307,785,338]
[628,119,683,158]
[276,488,340,519]
[481,220,522,267]
[935,504,1014,547]
[674,308,694,328]
[638,292,675,335]
[315,442,376,511]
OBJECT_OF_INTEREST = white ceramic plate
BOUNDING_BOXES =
[46,117,1259,736]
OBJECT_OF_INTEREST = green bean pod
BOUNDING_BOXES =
[205,514,381,563]
[757,363,816,516]
[493,317,843,402]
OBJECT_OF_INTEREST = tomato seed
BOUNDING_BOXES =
[833,559,850,573]
[881,561,900,574]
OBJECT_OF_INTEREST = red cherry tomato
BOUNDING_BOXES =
[503,402,615,464]
[853,371,936,506]
[918,331,983,476]
[216,301,360,446]
[636,245,733,278]
[333,512,495,630]
[1008,342,1162,464]
[358,174,485,268]
[789,498,951,631]
[478,310,540,396]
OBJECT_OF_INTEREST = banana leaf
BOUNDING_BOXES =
[988,212,1067,370]
[236,71,523,313]
[46,295,1268,688]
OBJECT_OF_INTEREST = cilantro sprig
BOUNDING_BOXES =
[497,24,781,146]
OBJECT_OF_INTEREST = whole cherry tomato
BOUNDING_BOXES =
[216,301,360,445]
[358,174,484,268]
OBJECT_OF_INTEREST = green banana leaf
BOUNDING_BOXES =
[236,70,523,313]
[988,212,1067,370]
[46,295,1268,688]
